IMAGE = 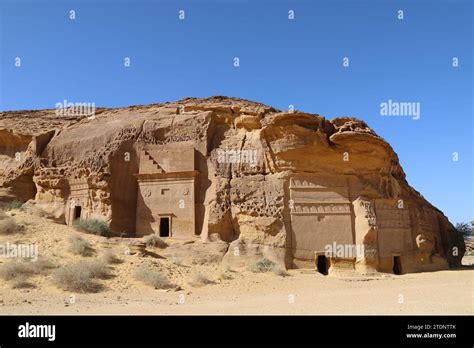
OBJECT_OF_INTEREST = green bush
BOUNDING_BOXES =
[73,219,111,237]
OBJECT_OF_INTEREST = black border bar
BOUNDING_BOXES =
[0,315,471,346]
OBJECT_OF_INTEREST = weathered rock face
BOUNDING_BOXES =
[0,97,465,273]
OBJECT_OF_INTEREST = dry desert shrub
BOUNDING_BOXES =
[187,271,215,287]
[0,258,55,288]
[101,250,122,264]
[68,234,94,256]
[272,266,290,277]
[0,200,23,211]
[52,260,109,293]
[12,275,36,289]
[0,262,35,281]
[248,257,289,276]
[143,234,168,248]
[0,212,21,235]
[133,267,174,289]
[81,260,111,279]
[249,257,276,273]
[27,258,56,274]
[73,218,111,237]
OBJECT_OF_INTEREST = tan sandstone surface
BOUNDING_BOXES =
[0,96,467,276]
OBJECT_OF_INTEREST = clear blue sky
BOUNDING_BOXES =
[1,0,472,224]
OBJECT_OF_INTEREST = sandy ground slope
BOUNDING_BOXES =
[0,209,472,315]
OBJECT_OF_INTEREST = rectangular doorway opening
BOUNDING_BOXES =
[74,206,82,221]
[316,255,328,275]
[159,217,170,237]
[393,256,402,275]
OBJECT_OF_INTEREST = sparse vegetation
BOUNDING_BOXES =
[188,271,214,287]
[143,234,168,248]
[73,218,111,237]
[101,250,122,264]
[68,234,94,256]
[52,260,108,293]
[272,266,290,277]
[0,262,35,281]
[133,267,174,289]
[28,258,56,273]
[12,275,36,289]
[0,258,55,288]
[0,212,21,235]
[82,260,111,279]
[455,222,473,238]
[249,257,277,273]
[248,257,289,276]
[0,200,23,211]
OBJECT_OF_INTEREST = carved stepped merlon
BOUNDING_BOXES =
[135,144,198,238]
[140,150,164,174]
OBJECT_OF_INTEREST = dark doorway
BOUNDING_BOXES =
[316,255,328,275]
[393,256,402,275]
[74,206,82,220]
[159,217,170,237]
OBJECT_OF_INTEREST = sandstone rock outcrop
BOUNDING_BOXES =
[0,97,465,274]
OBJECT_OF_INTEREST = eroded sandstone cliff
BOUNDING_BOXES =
[0,97,465,273]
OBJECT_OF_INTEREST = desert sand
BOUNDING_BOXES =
[0,208,472,315]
